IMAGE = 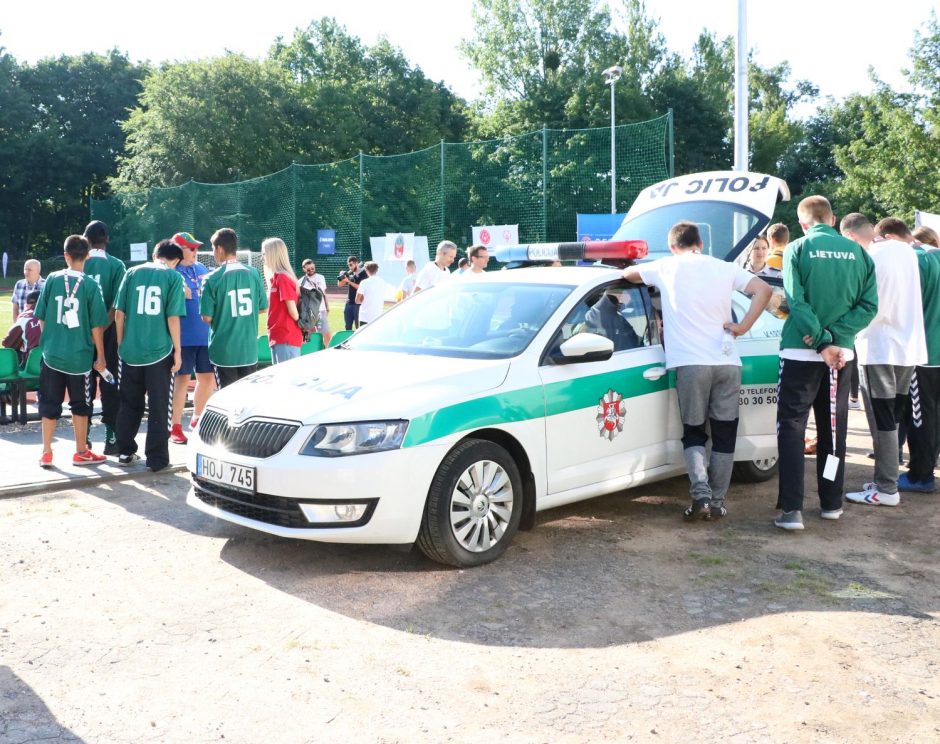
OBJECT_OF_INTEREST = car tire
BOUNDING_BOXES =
[732,456,779,483]
[417,439,523,567]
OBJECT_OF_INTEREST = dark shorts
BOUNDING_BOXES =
[214,364,257,389]
[38,360,93,419]
[178,346,212,376]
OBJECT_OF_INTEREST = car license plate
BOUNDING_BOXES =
[196,454,256,493]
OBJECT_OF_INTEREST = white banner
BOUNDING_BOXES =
[915,210,940,231]
[129,242,148,262]
[472,224,519,248]
[384,232,415,262]
[370,236,430,301]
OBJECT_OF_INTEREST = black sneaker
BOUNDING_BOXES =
[683,498,711,521]
[103,426,119,456]
[117,453,141,467]
[709,500,728,519]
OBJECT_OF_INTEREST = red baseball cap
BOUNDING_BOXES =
[172,232,202,249]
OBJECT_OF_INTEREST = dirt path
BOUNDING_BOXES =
[1,414,939,743]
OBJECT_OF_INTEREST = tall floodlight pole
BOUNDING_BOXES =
[603,65,623,214]
[733,0,749,171]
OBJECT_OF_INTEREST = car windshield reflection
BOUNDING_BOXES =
[346,281,574,359]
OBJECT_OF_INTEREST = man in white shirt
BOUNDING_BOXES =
[414,240,457,292]
[299,258,330,344]
[624,221,772,521]
[847,217,928,507]
[355,262,386,325]
[462,245,489,277]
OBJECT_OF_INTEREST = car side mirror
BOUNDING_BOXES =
[552,333,614,365]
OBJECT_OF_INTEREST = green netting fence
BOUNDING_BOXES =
[91,112,673,277]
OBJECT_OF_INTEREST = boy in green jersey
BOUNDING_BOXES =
[83,220,127,454]
[200,228,268,387]
[34,235,109,469]
[113,240,186,471]
[899,239,940,492]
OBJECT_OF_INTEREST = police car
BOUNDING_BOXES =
[187,170,789,567]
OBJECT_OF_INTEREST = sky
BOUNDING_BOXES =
[2,0,935,111]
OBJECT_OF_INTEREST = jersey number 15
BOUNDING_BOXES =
[227,288,253,317]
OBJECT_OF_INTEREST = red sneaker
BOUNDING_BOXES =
[189,415,200,431]
[73,449,107,466]
[170,424,189,445]
[39,451,53,469]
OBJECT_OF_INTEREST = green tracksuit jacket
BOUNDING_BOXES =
[916,247,940,366]
[780,224,878,352]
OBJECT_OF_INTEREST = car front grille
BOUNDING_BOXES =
[198,409,299,458]
[193,478,309,528]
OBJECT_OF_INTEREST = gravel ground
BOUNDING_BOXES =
[1,418,939,743]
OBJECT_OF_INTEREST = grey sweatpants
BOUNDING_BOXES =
[859,364,914,495]
[675,365,741,504]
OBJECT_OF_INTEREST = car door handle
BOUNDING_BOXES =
[642,366,667,381]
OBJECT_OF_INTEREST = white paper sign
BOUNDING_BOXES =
[472,224,519,248]
[383,232,415,262]
[823,454,839,481]
[130,242,148,262]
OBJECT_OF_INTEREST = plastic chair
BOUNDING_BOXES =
[0,348,23,423]
[328,329,354,347]
[256,335,272,367]
[301,333,325,355]
[13,347,43,424]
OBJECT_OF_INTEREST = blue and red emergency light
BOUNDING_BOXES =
[493,239,648,263]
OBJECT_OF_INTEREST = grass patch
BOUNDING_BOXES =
[689,552,728,566]
[759,565,833,598]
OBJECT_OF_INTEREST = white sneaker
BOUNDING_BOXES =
[820,508,843,520]
[845,489,900,507]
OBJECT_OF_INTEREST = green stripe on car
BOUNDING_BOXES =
[403,354,779,448]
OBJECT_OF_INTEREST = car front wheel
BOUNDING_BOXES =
[417,439,523,567]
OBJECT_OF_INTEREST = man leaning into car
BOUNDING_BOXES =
[624,221,772,521]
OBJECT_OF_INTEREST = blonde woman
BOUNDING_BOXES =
[261,238,302,363]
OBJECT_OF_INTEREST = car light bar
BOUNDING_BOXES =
[493,240,649,263]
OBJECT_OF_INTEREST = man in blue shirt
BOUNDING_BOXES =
[169,232,216,444]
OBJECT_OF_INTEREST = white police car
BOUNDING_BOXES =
[187,170,789,567]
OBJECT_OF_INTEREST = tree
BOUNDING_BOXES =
[833,13,940,221]
[0,46,146,256]
[113,54,299,191]
[269,18,469,160]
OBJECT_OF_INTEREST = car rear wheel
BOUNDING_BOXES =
[732,456,779,483]
[417,439,523,567]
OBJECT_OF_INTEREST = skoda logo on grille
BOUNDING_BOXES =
[229,406,251,426]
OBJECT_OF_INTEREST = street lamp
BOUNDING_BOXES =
[602,65,623,214]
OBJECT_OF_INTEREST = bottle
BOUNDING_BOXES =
[100,368,116,385]
[721,330,735,356]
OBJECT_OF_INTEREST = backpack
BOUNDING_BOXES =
[297,282,323,336]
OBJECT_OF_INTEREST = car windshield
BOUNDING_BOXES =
[613,201,768,261]
[345,280,575,359]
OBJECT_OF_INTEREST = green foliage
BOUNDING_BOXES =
[113,55,298,190]
[0,46,147,257]
[832,13,940,222]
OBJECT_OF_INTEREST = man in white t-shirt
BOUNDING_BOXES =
[462,245,489,277]
[624,221,772,521]
[847,217,927,507]
[299,258,330,345]
[414,240,457,292]
[355,262,386,325]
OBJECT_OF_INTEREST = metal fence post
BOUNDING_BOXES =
[542,126,548,242]
[667,109,675,178]
[358,151,364,256]
[440,139,445,244]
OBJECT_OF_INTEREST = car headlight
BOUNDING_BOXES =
[300,420,408,457]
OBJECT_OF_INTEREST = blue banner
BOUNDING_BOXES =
[317,229,336,255]
[576,213,627,241]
